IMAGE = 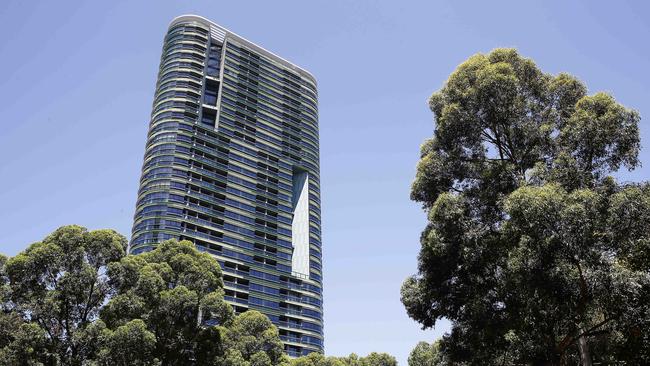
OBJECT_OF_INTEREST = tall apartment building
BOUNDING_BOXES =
[130,15,323,356]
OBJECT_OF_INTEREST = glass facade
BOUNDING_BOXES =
[130,15,323,356]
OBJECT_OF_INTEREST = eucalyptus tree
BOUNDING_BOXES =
[100,239,233,366]
[218,310,289,366]
[290,352,397,366]
[289,352,345,366]
[402,48,649,365]
[408,341,443,366]
[2,225,126,365]
[2,229,299,365]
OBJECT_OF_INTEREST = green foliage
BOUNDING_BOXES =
[100,239,233,365]
[358,352,397,366]
[403,48,649,365]
[95,319,156,366]
[408,341,443,366]
[290,352,397,366]
[219,310,288,366]
[0,322,51,366]
[2,225,126,365]
[0,254,8,311]
[3,229,395,365]
[289,352,344,366]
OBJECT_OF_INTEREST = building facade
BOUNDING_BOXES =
[130,15,323,356]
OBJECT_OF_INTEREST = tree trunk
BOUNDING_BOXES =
[577,327,592,366]
[575,262,593,366]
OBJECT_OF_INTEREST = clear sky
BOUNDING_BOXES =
[1,0,649,364]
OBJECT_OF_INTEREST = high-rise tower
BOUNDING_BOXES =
[130,15,323,356]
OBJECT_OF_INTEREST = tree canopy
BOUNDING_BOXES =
[407,341,443,366]
[2,225,126,365]
[402,48,649,365]
[99,239,233,365]
[219,310,288,366]
[0,229,303,366]
[289,352,397,366]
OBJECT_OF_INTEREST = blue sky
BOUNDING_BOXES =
[1,0,649,364]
